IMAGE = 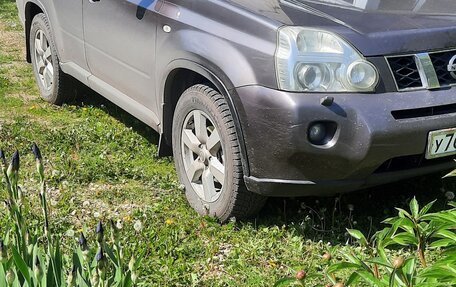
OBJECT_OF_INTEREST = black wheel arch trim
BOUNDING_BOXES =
[24,0,57,63]
[159,59,251,177]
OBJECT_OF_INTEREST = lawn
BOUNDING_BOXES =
[0,0,454,286]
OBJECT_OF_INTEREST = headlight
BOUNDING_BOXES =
[276,27,379,92]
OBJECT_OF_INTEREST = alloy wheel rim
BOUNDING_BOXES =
[181,110,225,203]
[34,29,54,91]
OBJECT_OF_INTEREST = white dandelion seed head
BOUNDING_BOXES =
[133,220,143,232]
[445,191,455,200]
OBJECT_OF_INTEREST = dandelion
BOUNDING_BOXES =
[94,211,101,218]
[165,218,174,225]
[445,191,455,200]
[116,220,123,230]
[134,220,143,232]
[347,204,354,211]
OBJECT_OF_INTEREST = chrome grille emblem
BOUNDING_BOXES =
[448,55,456,80]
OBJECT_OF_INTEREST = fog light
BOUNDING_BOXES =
[308,123,327,144]
[308,121,338,146]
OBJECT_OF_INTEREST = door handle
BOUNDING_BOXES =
[89,0,100,3]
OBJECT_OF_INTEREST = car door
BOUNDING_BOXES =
[82,0,161,127]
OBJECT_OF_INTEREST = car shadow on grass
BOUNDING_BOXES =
[255,172,454,243]
[65,81,161,147]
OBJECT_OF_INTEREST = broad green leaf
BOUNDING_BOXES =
[273,277,299,287]
[327,262,360,274]
[46,256,55,287]
[391,232,418,246]
[346,229,368,246]
[114,267,122,283]
[367,258,391,268]
[105,245,119,267]
[377,244,389,263]
[419,200,437,216]
[0,263,7,286]
[346,272,360,286]
[382,216,400,225]
[12,247,31,286]
[355,270,385,287]
[403,257,416,284]
[395,208,412,220]
[422,212,456,225]
[420,265,456,280]
[389,268,396,287]
[434,229,456,243]
[12,269,20,287]
[54,242,63,286]
[396,218,415,235]
[123,273,133,287]
[76,270,91,287]
[385,218,416,240]
[409,197,419,219]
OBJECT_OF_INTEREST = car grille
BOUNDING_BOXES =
[429,51,456,86]
[391,103,456,120]
[387,49,456,91]
[388,56,422,90]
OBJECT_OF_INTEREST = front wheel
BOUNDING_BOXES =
[30,13,76,105]
[172,85,266,222]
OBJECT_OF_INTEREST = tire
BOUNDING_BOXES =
[172,84,266,222]
[30,13,75,105]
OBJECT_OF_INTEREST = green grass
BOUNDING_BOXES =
[0,0,454,286]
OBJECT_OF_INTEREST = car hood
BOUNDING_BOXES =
[228,0,456,56]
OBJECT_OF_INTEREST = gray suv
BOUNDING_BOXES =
[16,0,456,221]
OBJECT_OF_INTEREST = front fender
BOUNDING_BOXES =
[155,1,279,88]
[159,58,252,176]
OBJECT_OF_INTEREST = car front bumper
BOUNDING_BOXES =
[234,85,456,196]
